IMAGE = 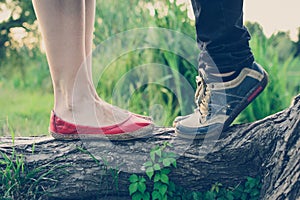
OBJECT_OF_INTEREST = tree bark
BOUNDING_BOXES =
[0,95,299,200]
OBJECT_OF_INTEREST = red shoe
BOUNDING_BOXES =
[49,111,154,140]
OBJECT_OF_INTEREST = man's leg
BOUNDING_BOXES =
[191,0,254,73]
[174,0,268,139]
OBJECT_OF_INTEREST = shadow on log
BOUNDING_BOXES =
[0,94,299,200]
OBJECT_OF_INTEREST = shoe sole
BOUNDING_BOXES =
[50,124,155,141]
[175,69,269,140]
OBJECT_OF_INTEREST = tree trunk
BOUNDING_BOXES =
[1,95,299,200]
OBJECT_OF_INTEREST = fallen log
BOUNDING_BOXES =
[0,94,299,200]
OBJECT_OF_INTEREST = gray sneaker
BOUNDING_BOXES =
[175,62,268,139]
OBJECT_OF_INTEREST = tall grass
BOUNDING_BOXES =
[92,0,198,126]
[0,140,62,199]
[236,28,300,123]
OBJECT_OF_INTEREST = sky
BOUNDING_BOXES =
[244,0,300,41]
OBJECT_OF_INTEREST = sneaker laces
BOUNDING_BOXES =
[194,69,211,123]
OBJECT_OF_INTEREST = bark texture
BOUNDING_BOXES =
[0,95,299,200]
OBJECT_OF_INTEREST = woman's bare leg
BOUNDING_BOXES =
[84,0,97,89]
[32,0,128,127]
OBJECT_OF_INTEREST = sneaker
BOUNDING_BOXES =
[175,62,268,139]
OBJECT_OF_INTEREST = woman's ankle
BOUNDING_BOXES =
[53,97,131,127]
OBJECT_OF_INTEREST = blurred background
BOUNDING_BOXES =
[0,0,299,137]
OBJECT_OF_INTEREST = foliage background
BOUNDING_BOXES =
[0,0,299,136]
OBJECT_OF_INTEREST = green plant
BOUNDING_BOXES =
[231,177,261,200]
[129,142,177,200]
[0,148,62,199]
[145,142,177,200]
[129,174,150,200]
[0,150,25,199]
[0,125,66,199]
[170,176,262,200]
[128,141,262,200]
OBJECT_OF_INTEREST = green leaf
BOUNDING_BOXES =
[143,192,150,200]
[192,191,203,200]
[162,158,176,168]
[162,194,167,200]
[162,141,168,147]
[150,151,156,162]
[246,177,258,189]
[158,184,168,196]
[144,161,153,167]
[168,158,176,166]
[162,159,171,167]
[138,182,146,193]
[166,152,176,158]
[226,191,234,200]
[155,149,162,158]
[129,174,139,183]
[171,159,177,168]
[250,189,260,197]
[211,182,222,193]
[160,174,169,184]
[161,168,171,175]
[152,191,162,200]
[153,146,160,151]
[247,177,255,182]
[153,163,161,171]
[166,142,173,147]
[132,192,143,200]
[161,152,168,159]
[146,167,154,179]
[154,182,163,190]
[247,183,254,189]
[129,182,138,195]
[233,190,242,199]
[154,173,161,182]
[169,181,176,192]
[140,177,146,183]
[236,185,244,192]
[204,191,216,199]
[244,188,252,193]
[241,193,248,200]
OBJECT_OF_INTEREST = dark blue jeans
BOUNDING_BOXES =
[191,0,254,73]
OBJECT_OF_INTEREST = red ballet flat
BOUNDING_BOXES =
[49,110,154,140]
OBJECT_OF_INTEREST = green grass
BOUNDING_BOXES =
[0,138,67,199]
[0,87,53,137]
[235,29,300,123]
